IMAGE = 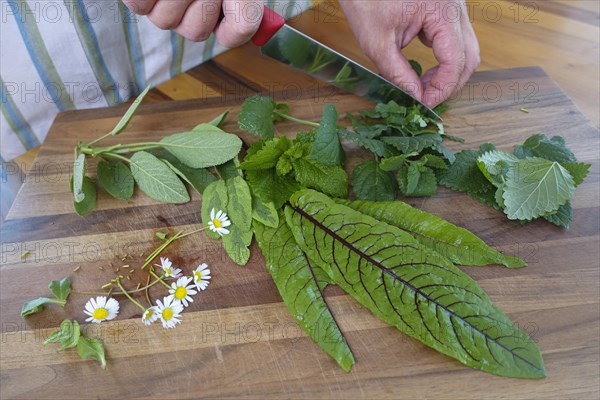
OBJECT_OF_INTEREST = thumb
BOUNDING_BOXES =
[373,48,423,101]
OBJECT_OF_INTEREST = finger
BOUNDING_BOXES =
[375,48,424,101]
[176,0,221,42]
[148,0,194,30]
[122,0,157,15]
[214,0,263,48]
[421,23,466,107]
[455,16,480,89]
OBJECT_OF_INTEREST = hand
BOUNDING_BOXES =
[122,0,264,48]
[339,0,480,107]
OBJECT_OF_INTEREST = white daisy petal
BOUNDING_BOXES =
[210,208,216,220]
[83,296,120,324]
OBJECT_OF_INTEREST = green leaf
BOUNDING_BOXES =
[73,176,97,216]
[225,176,252,232]
[201,180,228,240]
[206,110,229,128]
[222,225,253,266]
[561,162,590,187]
[310,104,343,166]
[286,190,546,378]
[398,165,437,197]
[292,158,348,198]
[409,59,423,77]
[338,199,526,268]
[107,85,150,136]
[476,151,519,186]
[503,158,575,220]
[158,152,216,195]
[338,130,387,157]
[73,153,86,203]
[160,125,242,168]
[251,191,279,228]
[216,157,242,181]
[96,160,134,200]
[246,168,301,209]
[44,320,80,351]
[77,337,107,369]
[438,150,494,194]
[514,134,576,163]
[254,217,355,371]
[129,151,190,203]
[432,142,456,164]
[382,134,442,154]
[21,297,52,316]
[239,137,292,170]
[379,153,418,171]
[421,154,449,170]
[238,95,277,139]
[48,277,71,302]
[544,201,572,228]
[351,160,397,201]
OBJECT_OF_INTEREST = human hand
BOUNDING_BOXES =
[339,0,480,107]
[121,0,264,48]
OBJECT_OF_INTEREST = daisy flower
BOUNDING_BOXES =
[208,208,231,236]
[142,307,158,326]
[168,276,197,307]
[155,256,182,278]
[155,296,184,329]
[84,296,119,324]
[193,263,211,291]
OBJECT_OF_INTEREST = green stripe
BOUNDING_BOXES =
[64,0,121,105]
[10,0,74,111]
[170,32,185,77]
[119,3,146,92]
[202,34,217,62]
[0,78,40,149]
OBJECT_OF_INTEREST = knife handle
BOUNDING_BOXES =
[251,6,285,46]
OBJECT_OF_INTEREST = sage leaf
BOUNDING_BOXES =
[254,217,355,371]
[222,225,252,266]
[48,277,71,302]
[251,191,279,228]
[221,176,253,265]
[73,154,86,203]
[205,110,229,128]
[77,336,107,369]
[107,85,150,136]
[129,151,190,203]
[337,199,526,268]
[216,157,242,181]
[292,158,348,198]
[73,176,97,216]
[310,104,343,166]
[160,125,242,168]
[96,160,134,200]
[503,158,575,220]
[158,153,216,195]
[201,180,228,240]
[286,189,545,378]
[351,160,397,201]
[44,320,80,351]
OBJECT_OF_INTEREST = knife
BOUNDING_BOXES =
[250,6,440,120]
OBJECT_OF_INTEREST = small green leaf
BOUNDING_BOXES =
[382,134,442,154]
[420,154,449,170]
[379,153,418,171]
[205,110,229,128]
[292,158,348,198]
[158,153,216,195]
[129,151,190,203]
[73,176,97,216]
[351,160,397,201]
[438,150,494,194]
[514,134,576,163]
[215,157,242,181]
[240,137,292,170]
[48,277,71,302]
[21,297,52,316]
[503,158,575,220]
[476,151,519,186]
[155,231,167,240]
[544,201,572,228]
[246,168,300,209]
[561,162,590,187]
[44,320,80,351]
[160,125,242,168]
[398,165,437,197]
[77,336,107,369]
[201,180,229,240]
[409,59,423,77]
[406,163,421,194]
[107,85,150,136]
[73,154,86,203]
[238,95,277,139]
[310,104,343,166]
[251,191,279,228]
[337,130,387,157]
[96,160,134,200]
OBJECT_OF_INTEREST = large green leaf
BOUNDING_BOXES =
[129,152,190,203]
[254,217,355,371]
[238,95,277,139]
[292,158,348,198]
[160,125,242,168]
[72,176,97,216]
[351,160,397,201]
[246,168,301,210]
[222,176,253,266]
[337,199,525,268]
[157,152,216,195]
[96,160,134,200]
[285,190,545,378]
[201,180,228,240]
[251,190,279,228]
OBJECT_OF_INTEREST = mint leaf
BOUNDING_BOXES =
[438,150,493,194]
[398,165,437,197]
[48,277,71,302]
[238,95,277,139]
[544,201,572,228]
[561,162,590,186]
[96,160,134,200]
[240,137,292,170]
[73,176,97,216]
[382,133,441,154]
[44,320,80,351]
[246,168,300,210]
[351,160,397,201]
[310,104,343,166]
[514,134,576,163]
[379,153,417,171]
[337,130,386,157]
[420,154,449,170]
[130,152,190,203]
[292,158,348,198]
[406,163,421,194]
[503,158,575,220]
[77,337,107,369]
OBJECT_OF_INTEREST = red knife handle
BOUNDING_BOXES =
[251,6,285,46]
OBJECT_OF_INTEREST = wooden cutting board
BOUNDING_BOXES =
[1,67,599,399]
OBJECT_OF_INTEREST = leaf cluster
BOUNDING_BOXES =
[22,277,71,316]
[44,319,107,369]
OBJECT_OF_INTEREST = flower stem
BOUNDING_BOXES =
[114,278,145,312]
[273,111,320,128]
[74,278,164,296]
[150,270,171,289]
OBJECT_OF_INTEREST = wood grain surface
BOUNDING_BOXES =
[1,65,598,399]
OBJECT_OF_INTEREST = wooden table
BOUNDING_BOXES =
[1,56,599,400]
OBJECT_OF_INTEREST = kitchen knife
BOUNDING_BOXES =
[251,6,440,120]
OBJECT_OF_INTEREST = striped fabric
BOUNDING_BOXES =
[0,0,313,161]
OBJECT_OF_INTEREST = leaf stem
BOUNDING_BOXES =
[273,111,320,128]
[150,270,171,289]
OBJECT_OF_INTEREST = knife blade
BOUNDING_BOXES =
[251,6,440,120]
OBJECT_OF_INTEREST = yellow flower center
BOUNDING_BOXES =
[93,307,109,320]
[163,308,174,321]
[212,219,222,228]
[194,271,202,282]
[174,286,187,300]
[165,267,172,275]
[144,309,154,319]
